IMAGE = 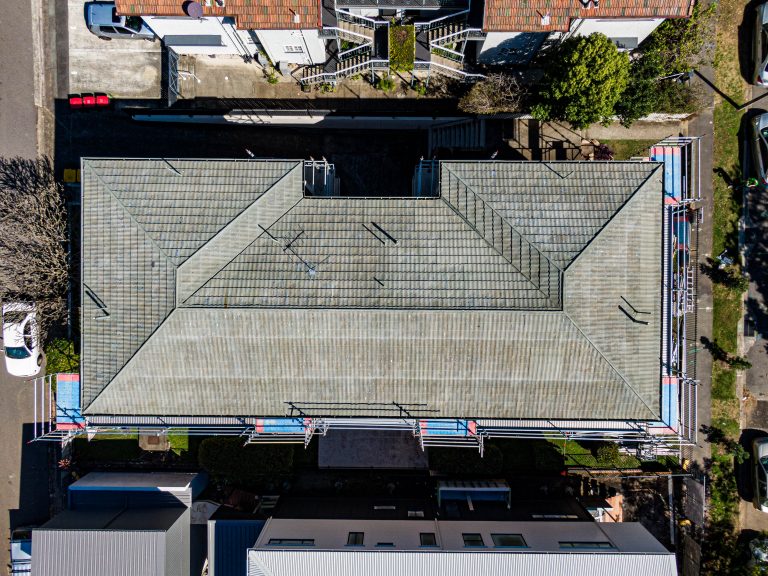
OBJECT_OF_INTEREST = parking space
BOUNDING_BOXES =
[66,0,161,98]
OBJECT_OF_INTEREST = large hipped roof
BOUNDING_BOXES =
[80,159,663,420]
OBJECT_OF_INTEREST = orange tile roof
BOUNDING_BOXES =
[483,0,694,33]
[116,0,321,30]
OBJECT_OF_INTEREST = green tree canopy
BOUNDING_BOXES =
[531,33,630,128]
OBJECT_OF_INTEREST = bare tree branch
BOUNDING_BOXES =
[0,156,68,340]
[458,73,525,115]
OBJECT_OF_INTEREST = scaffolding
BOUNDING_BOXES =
[33,147,701,458]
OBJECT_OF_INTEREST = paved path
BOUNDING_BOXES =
[0,360,51,572]
[0,0,38,157]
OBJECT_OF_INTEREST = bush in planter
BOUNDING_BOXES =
[377,75,397,92]
[198,437,293,486]
[388,25,415,72]
[592,442,621,467]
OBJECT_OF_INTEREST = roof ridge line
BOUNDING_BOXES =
[562,310,660,420]
[562,164,663,272]
[84,309,180,414]
[176,163,305,304]
[86,163,177,266]
[442,164,563,273]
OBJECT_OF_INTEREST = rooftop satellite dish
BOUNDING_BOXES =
[184,1,203,18]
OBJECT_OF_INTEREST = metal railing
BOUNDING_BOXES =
[336,8,383,28]
[414,9,469,31]
[429,60,485,81]
[300,58,389,85]
[431,45,464,63]
[323,25,373,43]
[339,42,373,60]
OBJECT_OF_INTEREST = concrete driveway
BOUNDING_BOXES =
[66,0,161,98]
[0,355,51,572]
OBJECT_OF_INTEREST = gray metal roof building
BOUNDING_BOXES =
[80,159,663,421]
[32,507,190,576]
[247,520,676,576]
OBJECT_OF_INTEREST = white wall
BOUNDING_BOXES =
[143,16,254,56]
[569,18,665,48]
[478,32,548,65]
[256,29,326,66]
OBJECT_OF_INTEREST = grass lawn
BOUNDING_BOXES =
[546,439,641,469]
[601,139,659,160]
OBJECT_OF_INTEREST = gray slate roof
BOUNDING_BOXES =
[81,159,663,420]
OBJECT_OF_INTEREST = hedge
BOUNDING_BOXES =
[198,437,294,485]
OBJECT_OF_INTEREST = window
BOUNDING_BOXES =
[462,533,485,547]
[125,16,143,32]
[267,538,315,546]
[114,27,132,34]
[99,26,117,34]
[491,534,527,548]
[559,541,614,550]
[375,542,395,547]
[284,45,304,54]
[347,532,364,546]
[420,532,437,547]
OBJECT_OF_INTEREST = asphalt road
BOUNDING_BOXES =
[0,356,51,572]
[0,0,38,157]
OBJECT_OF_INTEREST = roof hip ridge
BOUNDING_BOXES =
[176,162,304,303]
[562,163,663,272]
[442,164,562,273]
[562,310,660,420]
[441,164,562,307]
[85,162,177,266]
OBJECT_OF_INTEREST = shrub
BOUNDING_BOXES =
[592,442,621,467]
[377,74,397,92]
[45,337,79,375]
[428,445,503,475]
[532,33,629,128]
[198,437,294,486]
[389,25,415,72]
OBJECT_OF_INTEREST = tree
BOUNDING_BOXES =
[458,73,524,115]
[0,157,68,339]
[531,33,630,128]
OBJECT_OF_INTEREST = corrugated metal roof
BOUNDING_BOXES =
[81,159,663,421]
[209,520,265,576]
[247,549,677,576]
[33,529,165,576]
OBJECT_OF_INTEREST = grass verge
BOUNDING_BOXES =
[703,0,749,571]
[601,139,659,160]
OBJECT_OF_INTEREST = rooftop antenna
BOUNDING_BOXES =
[537,10,551,25]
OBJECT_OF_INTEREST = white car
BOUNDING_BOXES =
[2,303,42,377]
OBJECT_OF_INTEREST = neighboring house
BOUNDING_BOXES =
[24,152,697,453]
[240,494,678,576]
[32,472,207,576]
[116,0,692,85]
